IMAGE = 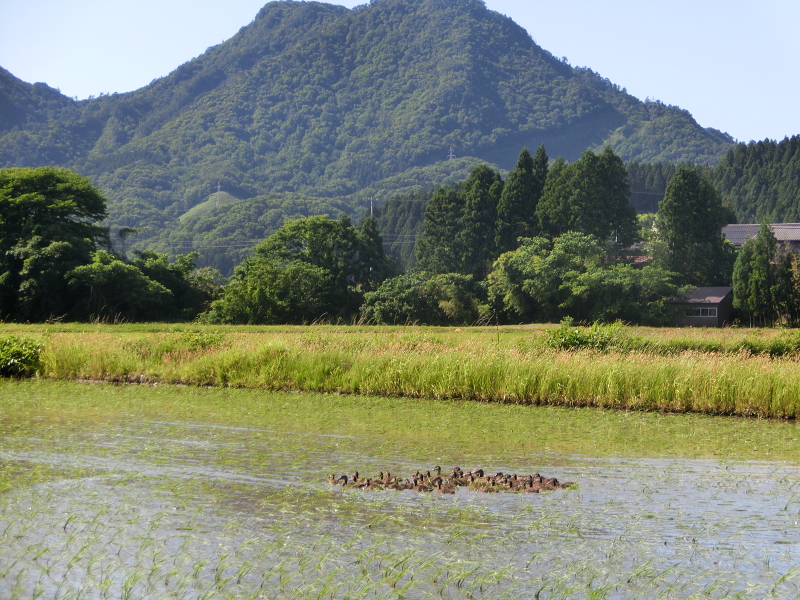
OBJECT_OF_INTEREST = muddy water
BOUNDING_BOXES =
[2,401,800,598]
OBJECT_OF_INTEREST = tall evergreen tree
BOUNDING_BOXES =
[596,147,638,249]
[536,148,636,248]
[773,250,800,326]
[495,145,548,255]
[536,157,569,234]
[657,166,734,286]
[357,214,387,291]
[460,165,503,279]
[415,188,464,274]
[732,223,778,326]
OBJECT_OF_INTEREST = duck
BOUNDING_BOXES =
[522,483,540,494]
[436,481,456,494]
[411,480,433,493]
[364,479,384,491]
[329,467,574,494]
[385,478,405,491]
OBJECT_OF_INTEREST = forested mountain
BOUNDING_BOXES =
[622,136,800,223]
[714,136,800,223]
[0,0,735,266]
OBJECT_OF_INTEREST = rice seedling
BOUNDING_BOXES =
[3,381,800,598]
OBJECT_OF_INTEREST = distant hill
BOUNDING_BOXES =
[713,136,800,223]
[622,136,800,224]
[0,0,736,266]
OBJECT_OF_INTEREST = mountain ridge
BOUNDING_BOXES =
[0,0,735,263]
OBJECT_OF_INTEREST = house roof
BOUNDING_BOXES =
[722,223,800,247]
[678,287,733,304]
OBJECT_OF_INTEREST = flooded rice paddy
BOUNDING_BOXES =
[2,382,800,598]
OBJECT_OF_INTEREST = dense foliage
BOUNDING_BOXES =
[0,336,42,377]
[374,191,428,271]
[732,223,800,326]
[0,167,108,321]
[656,166,735,286]
[537,147,637,249]
[0,168,218,322]
[0,0,733,267]
[487,232,679,325]
[713,136,800,223]
[359,272,485,326]
[622,136,800,226]
[415,146,638,277]
[203,214,388,324]
[3,154,753,327]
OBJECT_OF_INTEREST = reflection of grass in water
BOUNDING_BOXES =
[3,379,800,463]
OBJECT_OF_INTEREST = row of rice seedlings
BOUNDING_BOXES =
[4,382,800,598]
[3,419,800,598]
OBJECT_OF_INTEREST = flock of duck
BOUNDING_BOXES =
[329,466,575,494]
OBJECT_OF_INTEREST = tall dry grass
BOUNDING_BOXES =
[27,327,800,419]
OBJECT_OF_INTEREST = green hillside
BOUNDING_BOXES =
[621,136,800,223]
[714,136,800,223]
[0,0,735,265]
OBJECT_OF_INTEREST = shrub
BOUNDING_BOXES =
[0,337,43,377]
[544,318,627,352]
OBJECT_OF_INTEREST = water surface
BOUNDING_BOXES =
[2,382,800,599]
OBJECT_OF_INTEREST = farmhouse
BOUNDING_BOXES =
[722,223,800,251]
[672,287,733,327]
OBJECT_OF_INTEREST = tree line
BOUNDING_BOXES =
[366,146,735,326]
[1,152,793,327]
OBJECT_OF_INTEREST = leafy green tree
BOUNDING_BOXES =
[460,165,503,279]
[67,251,173,322]
[203,214,382,324]
[495,146,548,255]
[131,251,220,320]
[732,223,778,326]
[201,257,332,325]
[536,148,637,248]
[657,166,734,285]
[0,167,108,321]
[415,188,464,274]
[359,272,443,326]
[488,232,679,324]
[359,272,484,326]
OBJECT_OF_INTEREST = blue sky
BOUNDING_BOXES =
[2,0,798,143]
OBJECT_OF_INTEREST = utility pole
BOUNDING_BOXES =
[216,182,221,209]
[448,146,456,160]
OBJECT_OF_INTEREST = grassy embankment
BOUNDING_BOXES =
[4,322,800,419]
